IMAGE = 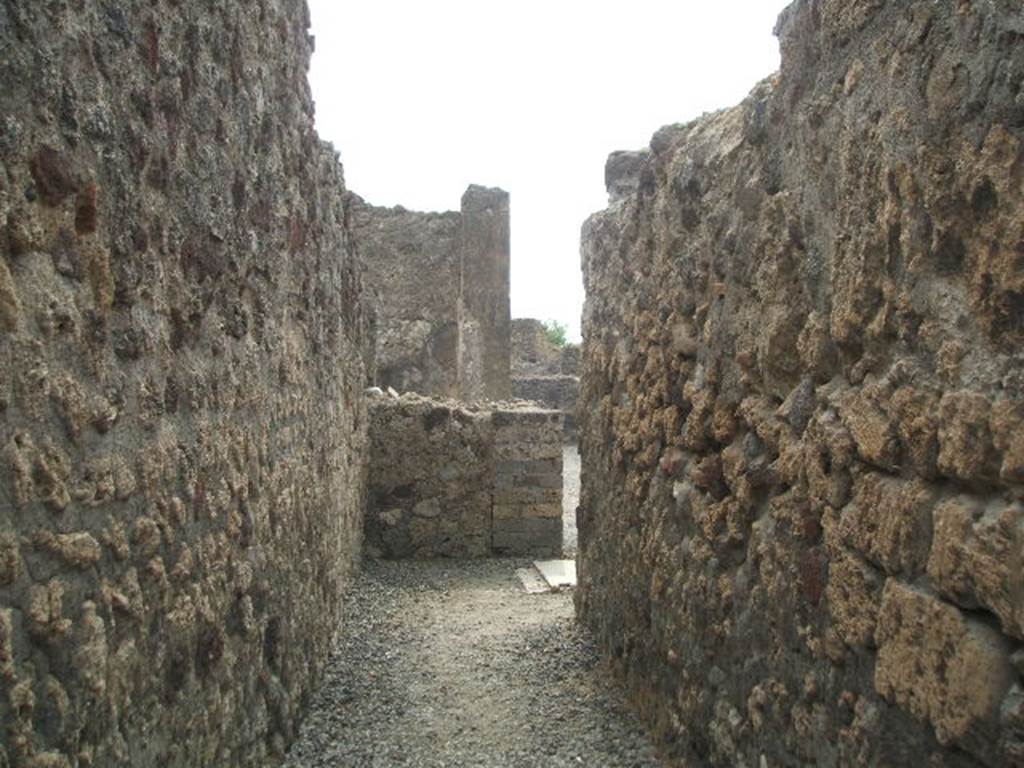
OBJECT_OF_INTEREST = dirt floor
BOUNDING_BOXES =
[284,559,661,767]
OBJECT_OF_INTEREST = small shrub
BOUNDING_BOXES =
[543,319,568,348]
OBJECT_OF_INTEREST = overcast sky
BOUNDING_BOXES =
[307,1,792,341]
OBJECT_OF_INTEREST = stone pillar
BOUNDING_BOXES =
[459,185,511,400]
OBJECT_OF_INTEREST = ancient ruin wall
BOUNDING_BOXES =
[511,317,580,378]
[351,185,511,401]
[511,318,581,439]
[512,318,562,376]
[578,1,1024,766]
[0,2,372,765]
[511,376,579,441]
[348,196,462,397]
[367,395,563,559]
[460,185,512,401]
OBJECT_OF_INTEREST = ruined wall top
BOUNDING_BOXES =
[512,318,580,377]
[353,184,511,401]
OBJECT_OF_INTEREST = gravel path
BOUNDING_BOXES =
[285,559,661,768]
[562,443,580,557]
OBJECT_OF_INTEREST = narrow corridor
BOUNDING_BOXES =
[283,559,660,767]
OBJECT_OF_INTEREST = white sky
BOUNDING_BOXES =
[307,1,792,341]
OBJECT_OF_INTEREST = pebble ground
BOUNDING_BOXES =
[284,559,662,768]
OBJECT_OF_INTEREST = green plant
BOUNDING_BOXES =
[542,319,568,348]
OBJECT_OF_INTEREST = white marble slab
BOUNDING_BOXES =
[533,559,577,589]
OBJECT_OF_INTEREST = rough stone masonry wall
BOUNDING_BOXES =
[511,376,579,441]
[511,317,580,377]
[578,1,1024,767]
[348,195,462,398]
[511,318,581,439]
[367,395,562,559]
[351,185,511,401]
[512,318,563,376]
[0,2,371,766]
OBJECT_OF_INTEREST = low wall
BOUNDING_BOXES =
[367,395,563,558]
[512,376,580,440]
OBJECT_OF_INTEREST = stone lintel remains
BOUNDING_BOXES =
[367,394,563,559]
[351,185,511,401]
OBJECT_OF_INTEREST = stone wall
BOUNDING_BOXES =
[511,317,580,377]
[512,318,562,376]
[491,408,563,556]
[348,196,461,397]
[367,395,563,558]
[578,1,1024,767]
[512,318,581,439]
[351,185,511,401]
[511,376,579,440]
[0,2,371,766]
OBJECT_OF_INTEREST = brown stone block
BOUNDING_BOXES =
[0,534,21,586]
[494,429,563,448]
[492,503,525,521]
[839,389,900,471]
[992,398,1024,484]
[891,385,940,478]
[875,581,1011,758]
[494,443,562,462]
[513,473,562,489]
[825,545,883,649]
[493,409,561,427]
[937,391,997,482]
[928,497,1024,639]
[492,517,561,556]
[524,502,563,519]
[29,146,79,206]
[34,531,102,569]
[495,458,562,476]
[838,474,937,575]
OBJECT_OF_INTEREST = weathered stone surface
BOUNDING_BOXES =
[349,198,461,397]
[461,185,513,401]
[351,185,511,400]
[366,394,563,558]
[511,318,580,439]
[511,375,579,440]
[512,318,565,376]
[577,1,1024,766]
[875,581,1012,762]
[928,498,1024,640]
[0,2,371,765]
[824,542,883,650]
[366,395,494,558]
[837,474,937,576]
